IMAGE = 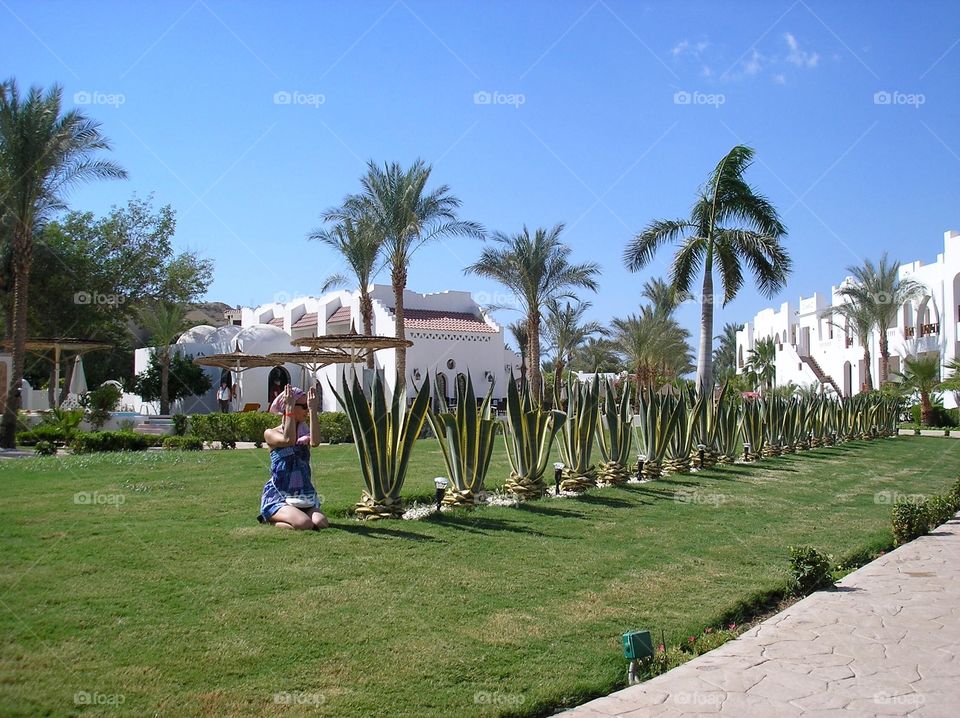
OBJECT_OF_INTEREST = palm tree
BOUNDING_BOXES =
[744,336,776,393]
[623,145,789,396]
[894,354,941,426]
[465,224,600,404]
[571,337,621,374]
[332,160,483,388]
[838,254,924,386]
[310,212,384,369]
[138,302,190,415]
[712,322,743,385]
[543,299,605,402]
[825,298,874,391]
[642,277,683,319]
[611,307,692,387]
[941,357,960,408]
[507,320,528,381]
[0,79,126,447]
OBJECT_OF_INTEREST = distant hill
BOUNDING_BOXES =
[185,302,234,328]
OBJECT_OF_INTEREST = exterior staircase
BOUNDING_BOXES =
[134,417,175,437]
[799,354,842,396]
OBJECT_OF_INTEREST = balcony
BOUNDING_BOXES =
[919,323,940,337]
[905,326,915,338]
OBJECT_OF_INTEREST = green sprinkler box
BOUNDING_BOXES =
[622,630,654,660]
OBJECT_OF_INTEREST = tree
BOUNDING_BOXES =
[623,145,789,396]
[132,351,212,407]
[825,297,874,391]
[137,302,190,415]
[838,254,924,386]
[744,336,777,393]
[311,211,384,369]
[571,337,621,374]
[642,277,683,319]
[610,307,692,387]
[0,79,126,447]
[466,224,599,404]
[941,357,960,408]
[543,299,605,402]
[332,160,483,387]
[894,354,941,426]
[507,320,528,381]
[712,322,743,385]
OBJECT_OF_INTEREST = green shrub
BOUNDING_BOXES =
[189,413,241,447]
[70,431,149,454]
[788,545,833,595]
[317,412,352,443]
[40,408,84,435]
[82,384,122,430]
[188,411,352,447]
[927,495,955,528]
[34,440,56,456]
[172,414,189,436]
[892,497,930,546]
[162,436,203,451]
[948,479,960,511]
[910,404,958,428]
[17,424,71,446]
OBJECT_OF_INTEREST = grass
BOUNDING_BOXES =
[1,436,958,717]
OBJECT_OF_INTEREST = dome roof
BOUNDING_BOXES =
[177,325,218,344]
[233,324,294,354]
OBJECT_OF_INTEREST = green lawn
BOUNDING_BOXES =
[1,436,958,717]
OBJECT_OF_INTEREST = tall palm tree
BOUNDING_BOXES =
[838,254,924,386]
[310,212,384,369]
[507,320,528,381]
[138,302,190,415]
[894,354,941,426]
[941,357,960,408]
[825,298,874,391]
[571,336,621,374]
[333,160,483,388]
[611,307,692,387]
[642,277,683,319]
[744,336,776,394]
[0,79,126,447]
[623,145,789,396]
[465,224,600,404]
[543,299,605,402]
[712,322,743,385]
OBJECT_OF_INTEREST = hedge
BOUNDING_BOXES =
[189,411,352,446]
[17,424,72,446]
[162,436,203,451]
[70,431,150,454]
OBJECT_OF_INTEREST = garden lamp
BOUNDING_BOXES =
[553,462,564,494]
[697,443,706,466]
[637,453,646,478]
[743,442,751,461]
[433,477,448,511]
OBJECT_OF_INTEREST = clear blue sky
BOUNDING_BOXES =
[4,0,959,346]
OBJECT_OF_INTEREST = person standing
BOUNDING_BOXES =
[217,381,232,413]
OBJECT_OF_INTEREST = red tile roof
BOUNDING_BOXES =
[327,306,352,323]
[292,312,318,329]
[268,317,284,327]
[389,308,495,333]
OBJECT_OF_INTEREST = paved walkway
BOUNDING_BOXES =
[561,516,960,717]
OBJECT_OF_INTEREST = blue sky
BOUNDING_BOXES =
[4,0,959,348]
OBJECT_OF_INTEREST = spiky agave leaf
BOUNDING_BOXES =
[502,376,566,499]
[597,377,634,484]
[558,372,600,492]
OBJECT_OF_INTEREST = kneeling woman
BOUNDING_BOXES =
[257,385,329,530]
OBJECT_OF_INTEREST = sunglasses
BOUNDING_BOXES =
[295,402,308,409]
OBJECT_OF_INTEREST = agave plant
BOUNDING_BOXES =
[634,389,682,479]
[663,391,701,474]
[740,399,765,461]
[558,373,600,492]
[427,373,498,508]
[596,377,634,485]
[503,377,566,499]
[692,383,732,468]
[331,370,431,519]
[713,394,741,464]
[761,396,785,458]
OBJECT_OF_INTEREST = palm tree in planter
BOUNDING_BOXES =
[824,297,874,391]
[427,373,497,508]
[623,145,789,397]
[0,79,126,447]
[894,354,941,427]
[137,302,190,416]
[839,254,924,386]
[502,376,566,499]
[310,211,384,370]
[332,369,431,519]
[466,224,600,405]
[544,299,605,405]
[332,160,483,388]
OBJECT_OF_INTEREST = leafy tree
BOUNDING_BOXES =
[466,224,599,404]
[894,354,941,426]
[136,302,190,415]
[543,299,605,402]
[132,351,212,407]
[825,297,874,391]
[611,307,692,387]
[570,337,622,374]
[0,79,126,447]
[744,336,777,393]
[623,145,789,395]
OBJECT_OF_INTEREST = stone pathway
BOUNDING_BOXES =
[560,516,960,717]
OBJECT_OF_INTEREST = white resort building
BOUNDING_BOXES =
[735,229,960,408]
[133,284,522,414]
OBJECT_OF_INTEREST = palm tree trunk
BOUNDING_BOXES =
[360,291,374,370]
[527,310,542,404]
[47,363,57,409]
[920,390,933,426]
[392,267,407,390]
[696,260,715,396]
[160,350,170,416]
[862,348,873,392]
[1,246,30,448]
[878,332,890,385]
[552,358,564,406]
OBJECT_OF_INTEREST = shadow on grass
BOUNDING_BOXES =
[429,514,565,538]
[334,522,443,542]
[571,493,635,509]
[514,502,589,519]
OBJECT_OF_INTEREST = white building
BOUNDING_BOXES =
[735,229,960,407]
[134,285,522,414]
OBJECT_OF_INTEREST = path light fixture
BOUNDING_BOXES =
[637,453,646,478]
[622,629,654,685]
[554,462,564,495]
[433,477,448,511]
[697,443,706,467]
[743,442,751,461]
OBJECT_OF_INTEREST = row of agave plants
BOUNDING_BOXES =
[332,370,902,520]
